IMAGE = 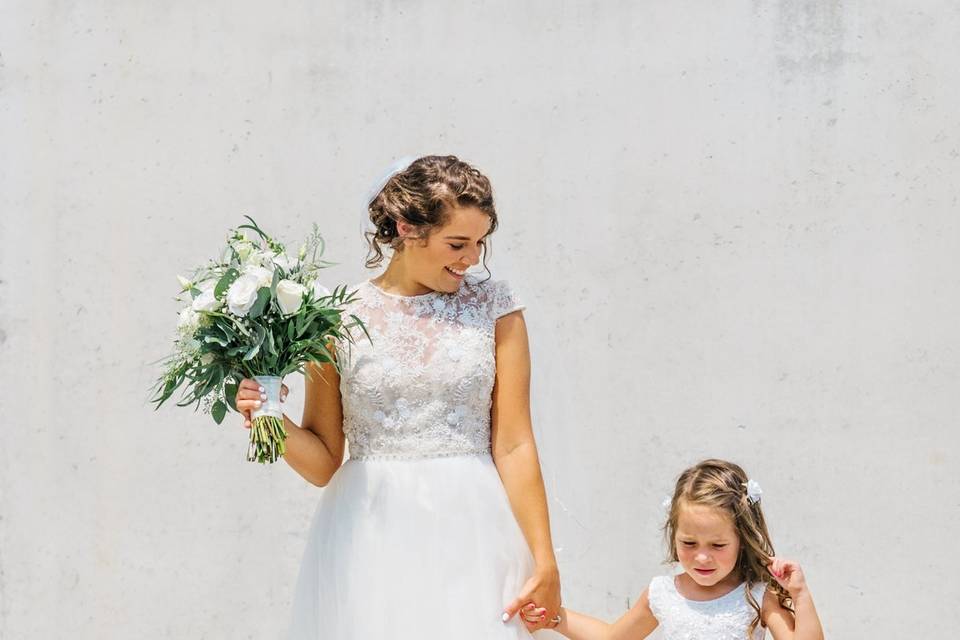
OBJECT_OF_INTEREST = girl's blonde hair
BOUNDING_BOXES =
[663,459,793,637]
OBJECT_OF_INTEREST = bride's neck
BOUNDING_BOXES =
[374,256,433,297]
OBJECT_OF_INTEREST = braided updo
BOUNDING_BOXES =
[364,155,498,269]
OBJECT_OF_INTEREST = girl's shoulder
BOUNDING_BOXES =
[647,574,675,594]
[645,575,678,616]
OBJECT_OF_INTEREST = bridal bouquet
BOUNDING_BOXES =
[150,216,368,464]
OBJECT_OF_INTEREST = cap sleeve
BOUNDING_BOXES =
[488,279,525,320]
[646,575,667,621]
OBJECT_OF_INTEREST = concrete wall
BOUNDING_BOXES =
[2,1,958,637]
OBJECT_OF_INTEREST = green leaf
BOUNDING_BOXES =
[244,325,266,361]
[203,335,230,347]
[214,267,239,298]
[237,215,269,239]
[270,267,281,296]
[224,380,238,411]
[264,325,277,359]
[248,287,271,319]
[211,400,227,424]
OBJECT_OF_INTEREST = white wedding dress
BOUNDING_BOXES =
[285,275,535,639]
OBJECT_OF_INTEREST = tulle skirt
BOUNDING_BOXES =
[285,452,536,639]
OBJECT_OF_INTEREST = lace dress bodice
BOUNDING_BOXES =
[334,276,525,460]
[648,575,767,640]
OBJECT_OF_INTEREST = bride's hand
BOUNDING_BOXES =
[235,378,289,429]
[502,565,561,629]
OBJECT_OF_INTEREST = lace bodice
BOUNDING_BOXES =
[334,276,525,460]
[648,575,767,640]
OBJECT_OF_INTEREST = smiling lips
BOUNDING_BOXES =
[445,265,467,279]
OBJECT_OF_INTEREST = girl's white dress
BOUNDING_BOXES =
[648,575,768,639]
[285,276,535,639]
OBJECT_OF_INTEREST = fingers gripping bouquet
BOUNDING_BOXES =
[150,216,369,463]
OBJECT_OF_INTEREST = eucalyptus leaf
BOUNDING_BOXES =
[214,267,240,298]
[248,287,271,319]
[211,400,227,424]
[224,380,239,411]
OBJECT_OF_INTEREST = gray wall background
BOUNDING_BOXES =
[2,1,958,638]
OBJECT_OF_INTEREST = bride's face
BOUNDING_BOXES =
[399,205,492,293]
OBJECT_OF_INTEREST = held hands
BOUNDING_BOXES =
[515,604,564,633]
[235,378,289,429]
[767,556,809,597]
[502,564,561,631]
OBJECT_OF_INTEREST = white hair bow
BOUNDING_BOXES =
[742,479,763,504]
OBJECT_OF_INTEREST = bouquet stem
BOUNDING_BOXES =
[247,414,287,464]
[247,375,288,464]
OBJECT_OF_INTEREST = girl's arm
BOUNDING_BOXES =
[490,311,561,622]
[280,346,346,487]
[535,589,659,640]
[762,558,825,640]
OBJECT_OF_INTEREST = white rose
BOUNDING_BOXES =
[191,287,222,312]
[177,307,199,334]
[272,252,299,273]
[276,279,306,315]
[245,249,273,267]
[311,280,330,301]
[226,274,261,316]
[242,264,274,287]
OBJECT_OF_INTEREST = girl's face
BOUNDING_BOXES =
[399,205,492,293]
[675,501,741,588]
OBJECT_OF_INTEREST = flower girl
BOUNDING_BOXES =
[524,459,824,639]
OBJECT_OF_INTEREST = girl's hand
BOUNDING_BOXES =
[516,604,563,633]
[502,565,561,629]
[767,557,809,596]
[235,378,289,429]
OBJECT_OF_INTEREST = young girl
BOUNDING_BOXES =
[522,459,824,639]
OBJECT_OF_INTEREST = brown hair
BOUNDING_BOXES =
[663,459,794,638]
[364,155,498,272]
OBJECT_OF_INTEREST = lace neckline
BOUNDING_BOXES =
[670,575,745,604]
[365,278,442,300]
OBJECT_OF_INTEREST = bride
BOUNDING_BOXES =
[235,155,562,638]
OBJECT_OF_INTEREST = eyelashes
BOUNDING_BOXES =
[680,541,729,549]
[448,240,486,251]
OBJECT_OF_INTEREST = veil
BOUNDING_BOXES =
[360,155,419,241]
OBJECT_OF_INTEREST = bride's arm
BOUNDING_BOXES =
[490,310,561,622]
[281,344,346,487]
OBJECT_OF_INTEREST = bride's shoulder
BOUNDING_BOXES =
[460,275,525,320]
[461,274,509,298]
